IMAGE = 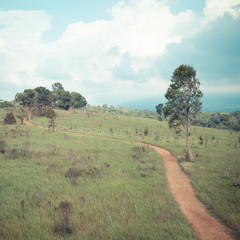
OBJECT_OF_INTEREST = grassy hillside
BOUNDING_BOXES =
[0,108,240,239]
[0,109,197,240]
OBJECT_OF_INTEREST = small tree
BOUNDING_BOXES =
[45,106,56,119]
[45,106,56,132]
[15,89,36,119]
[144,127,149,136]
[155,103,163,120]
[163,64,203,161]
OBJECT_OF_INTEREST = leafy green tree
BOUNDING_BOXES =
[52,82,64,108]
[59,91,72,110]
[45,106,56,132]
[15,89,36,119]
[163,64,203,161]
[34,86,52,115]
[70,92,87,109]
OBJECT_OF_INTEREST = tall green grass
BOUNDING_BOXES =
[30,109,240,234]
[0,112,197,239]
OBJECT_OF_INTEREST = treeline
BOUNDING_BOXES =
[192,111,240,131]
[84,104,159,119]
[14,82,87,119]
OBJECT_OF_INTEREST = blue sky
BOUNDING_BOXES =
[0,0,240,111]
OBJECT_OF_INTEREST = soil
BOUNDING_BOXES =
[24,120,235,239]
[142,143,234,240]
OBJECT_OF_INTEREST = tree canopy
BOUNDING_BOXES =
[15,83,87,118]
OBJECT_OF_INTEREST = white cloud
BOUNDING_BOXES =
[106,0,196,59]
[1,0,239,105]
[203,0,240,26]
[202,80,240,93]
[0,10,51,86]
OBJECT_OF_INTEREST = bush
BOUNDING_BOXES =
[144,127,149,136]
[198,136,204,144]
[4,112,16,124]
[45,106,56,119]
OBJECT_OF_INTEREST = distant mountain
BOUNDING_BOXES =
[118,93,240,112]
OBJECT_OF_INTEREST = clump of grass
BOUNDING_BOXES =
[65,166,101,181]
[0,140,6,154]
[54,201,73,236]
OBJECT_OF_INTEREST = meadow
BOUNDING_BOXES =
[0,108,239,239]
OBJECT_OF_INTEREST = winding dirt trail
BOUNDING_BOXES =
[139,143,234,240]
[24,120,234,239]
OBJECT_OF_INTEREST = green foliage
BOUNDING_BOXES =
[15,83,87,113]
[84,104,159,119]
[144,127,149,136]
[52,82,65,108]
[45,107,56,119]
[164,65,203,129]
[15,89,35,108]
[15,89,36,119]
[0,100,15,108]
[155,103,163,115]
[155,103,164,121]
[34,86,52,115]
[198,136,203,144]
[4,112,17,124]
[71,92,87,109]
[163,64,203,161]
[58,91,72,110]
[193,111,240,131]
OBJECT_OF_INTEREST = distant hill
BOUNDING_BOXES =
[118,93,240,113]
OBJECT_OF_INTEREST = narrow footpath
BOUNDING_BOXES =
[141,144,234,240]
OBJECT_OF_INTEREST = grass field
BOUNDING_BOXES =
[0,108,240,239]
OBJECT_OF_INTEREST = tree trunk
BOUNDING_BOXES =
[186,113,194,161]
[28,107,32,120]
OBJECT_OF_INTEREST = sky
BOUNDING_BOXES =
[0,0,240,111]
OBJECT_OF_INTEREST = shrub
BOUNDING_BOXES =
[45,106,56,119]
[4,112,16,124]
[198,136,204,144]
[144,127,149,136]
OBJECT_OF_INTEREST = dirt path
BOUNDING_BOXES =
[139,143,234,240]
[24,121,234,240]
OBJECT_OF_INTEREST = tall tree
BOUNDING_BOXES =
[163,64,203,161]
[15,89,36,119]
